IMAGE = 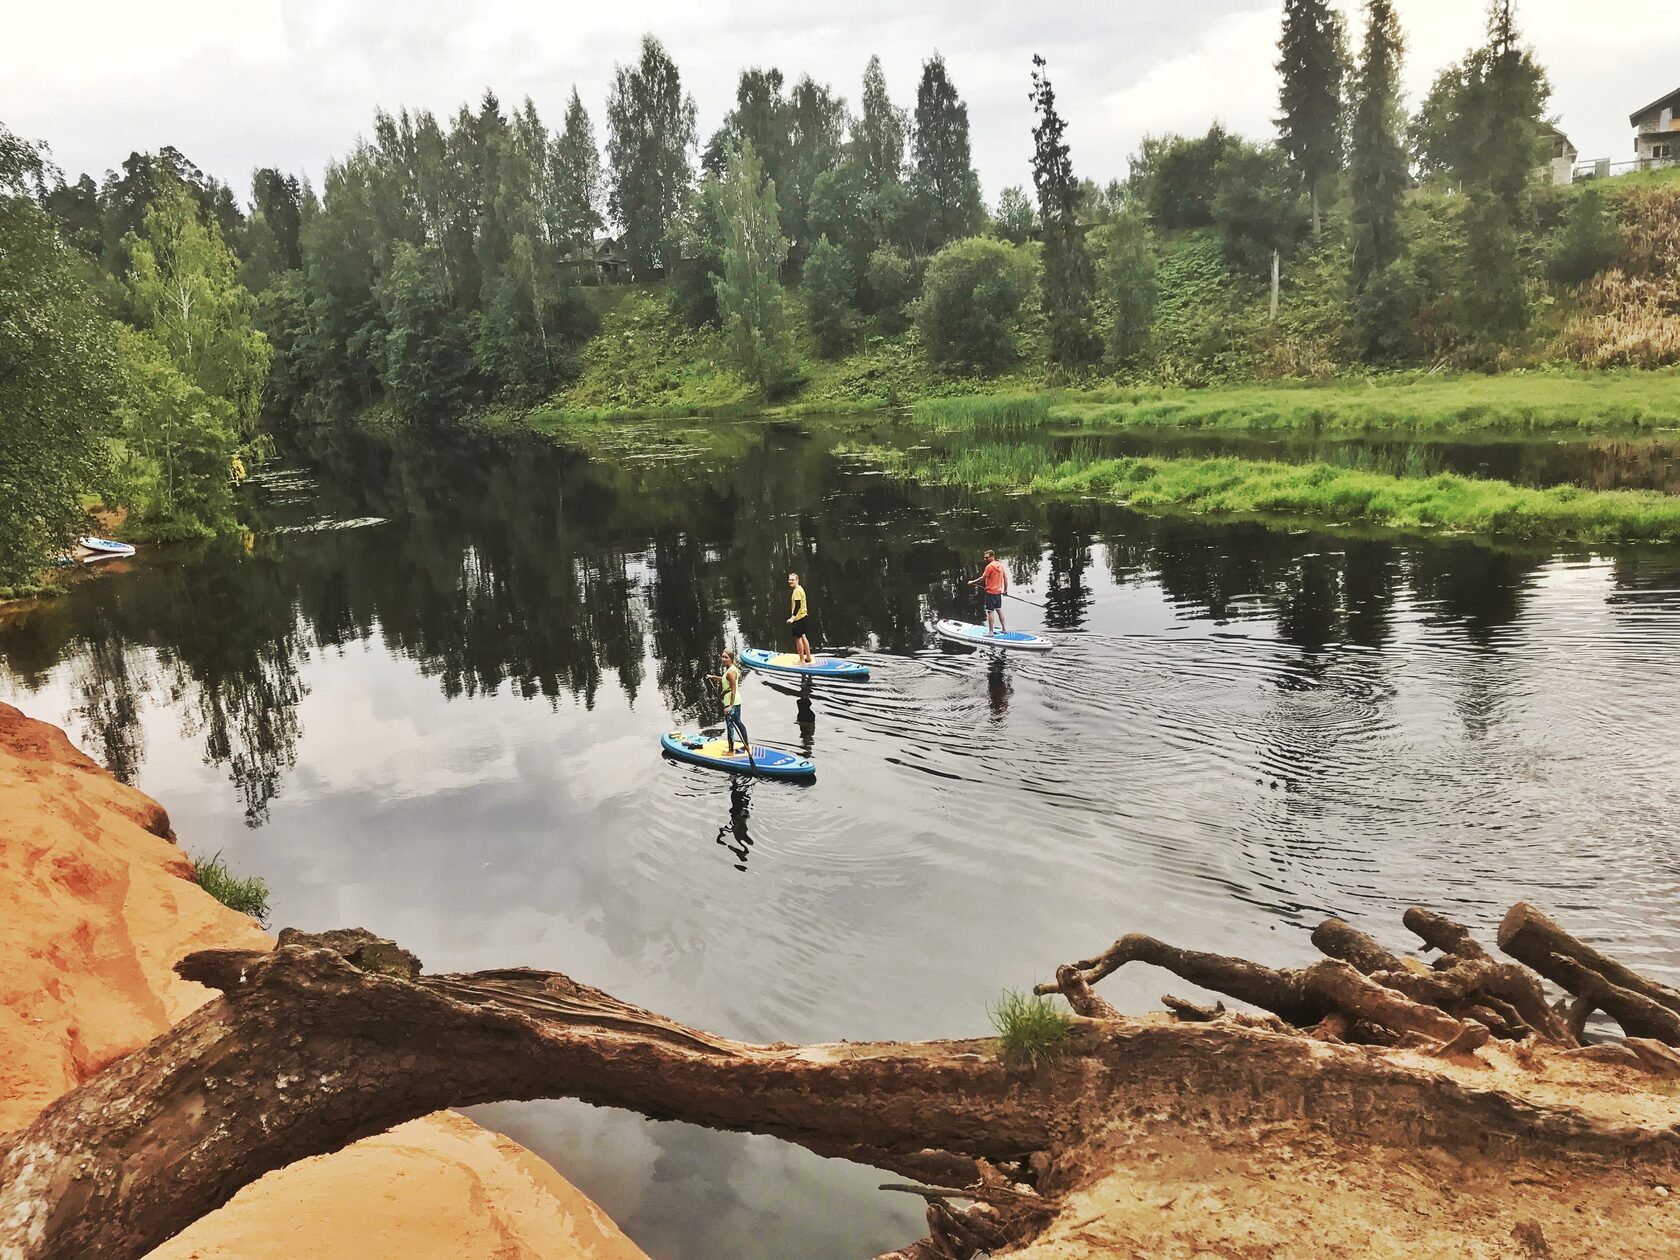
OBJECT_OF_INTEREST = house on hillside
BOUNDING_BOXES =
[1544,125,1578,185]
[1630,87,1680,164]
[560,236,631,285]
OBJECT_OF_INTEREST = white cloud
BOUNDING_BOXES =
[2,1,1674,201]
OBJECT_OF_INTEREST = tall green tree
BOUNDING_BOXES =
[124,181,271,436]
[852,55,907,195]
[707,68,792,192]
[550,87,605,250]
[786,76,847,246]
[0,127,119,588]
[1421,0,1550,338]
[712,141,792,393]
[911,53,983,249]
[606,35,697,271]
[1030,55,1100,370]
[250,168,305,269]
[1275,0,1350,235]
[1347,0,1408,290]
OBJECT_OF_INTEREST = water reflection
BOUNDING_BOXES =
[3,419,1680,1259]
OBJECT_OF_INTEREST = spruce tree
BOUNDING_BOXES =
[911,53,983,249]
[1030,55,1100,370]
[550,87,604,250]
[1275,0,1349,236]
[1462,0,1551,337]
[1347,0,1407,290]
[853,56,907,196]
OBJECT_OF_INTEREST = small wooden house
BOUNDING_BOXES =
[561,236,631,285]
[1630,87,1680,164]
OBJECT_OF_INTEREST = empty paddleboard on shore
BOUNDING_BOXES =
[740,647,870,680]
[661,731,816,779]
[933,619,1054,652]
[77,536,135,559]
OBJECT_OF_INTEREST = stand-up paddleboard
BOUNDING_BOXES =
[77,536,136,560]
[661,731,817,780]
[740,647,870,680]
[933,619,1054,652]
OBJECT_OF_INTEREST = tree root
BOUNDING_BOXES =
[1037,902,1678,1056]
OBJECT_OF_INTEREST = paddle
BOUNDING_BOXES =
[964,568,1047,611]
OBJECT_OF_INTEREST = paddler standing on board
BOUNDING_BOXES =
[706,649,750,757]
[967,550,1008,636]
[787,572,814,664]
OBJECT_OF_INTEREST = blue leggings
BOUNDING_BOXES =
[724,705,749,749]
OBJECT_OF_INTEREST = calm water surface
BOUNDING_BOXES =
[4,420,1680,1258]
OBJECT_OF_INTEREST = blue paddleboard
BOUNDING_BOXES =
[661,731,816,780]
[740,647,870,680]
[933,619,1054,652]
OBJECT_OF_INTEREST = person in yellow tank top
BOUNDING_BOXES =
[705,648,750,756]
[786,572,813,664]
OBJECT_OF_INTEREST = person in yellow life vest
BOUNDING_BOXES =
[705,649,750,756]
[787,572,813,664]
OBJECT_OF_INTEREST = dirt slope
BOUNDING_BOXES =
[0,701,645,1260]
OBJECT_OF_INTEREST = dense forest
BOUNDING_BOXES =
[3,0,1676,591]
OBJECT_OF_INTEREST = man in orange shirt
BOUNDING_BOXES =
[967,549,1008,636]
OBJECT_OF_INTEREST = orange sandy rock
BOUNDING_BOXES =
[0,702,645,1260]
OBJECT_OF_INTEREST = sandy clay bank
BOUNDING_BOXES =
[0,701,645,1260]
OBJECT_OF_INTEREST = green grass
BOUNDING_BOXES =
[990,990,1075,1069]
[866,441,1680,545]
[190,850,271,923]
[912,371,1680,437]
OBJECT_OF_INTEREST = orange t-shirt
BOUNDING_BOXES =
[983,560,1006,595]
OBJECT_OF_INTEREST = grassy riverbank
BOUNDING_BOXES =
[858,441,1680,544]
[911,370,1680,436]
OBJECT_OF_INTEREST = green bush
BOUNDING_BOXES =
[989,990,1074,1069]
[802,235,856,358]
[863,245,921,334]
[1547,186,1622,286]
[190,850,271,923]
[916,237,1033,374]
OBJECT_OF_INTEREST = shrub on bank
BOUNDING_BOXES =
[916,238,1034,375]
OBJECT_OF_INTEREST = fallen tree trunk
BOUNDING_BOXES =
[9,918,1680,1260]
[0,937,1063,1260]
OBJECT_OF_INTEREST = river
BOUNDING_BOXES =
[4,418,1679,1258]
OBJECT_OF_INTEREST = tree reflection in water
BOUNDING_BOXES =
[5,416,1677,833]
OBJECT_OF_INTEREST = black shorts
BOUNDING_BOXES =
[788,617,809,645]
[984,593,1003,611]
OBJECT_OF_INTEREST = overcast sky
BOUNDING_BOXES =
[5,1,1676,203]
